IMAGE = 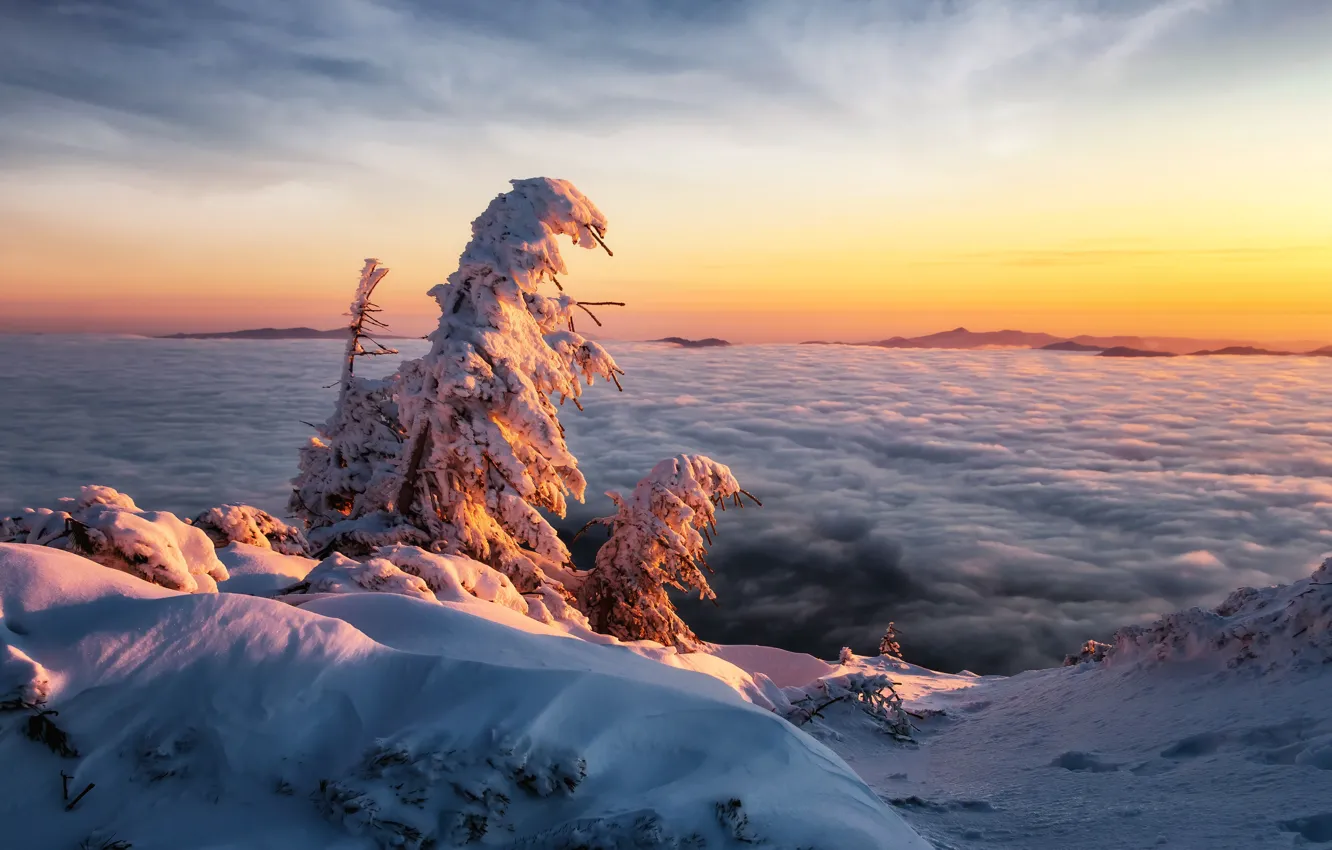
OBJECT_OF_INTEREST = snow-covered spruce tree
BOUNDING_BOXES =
[290,259,418,554]
[575,455,758,649]
[878,622,902,659]
[379,178,623,593]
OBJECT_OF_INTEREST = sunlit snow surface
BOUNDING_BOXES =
[3,335,1331,673]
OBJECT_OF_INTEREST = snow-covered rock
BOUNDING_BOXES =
[0,542,926,849]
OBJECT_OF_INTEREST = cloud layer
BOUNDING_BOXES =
[560,344,1332,673]
[3,336,1330,674]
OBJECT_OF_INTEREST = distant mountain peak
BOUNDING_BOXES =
[650,337,731,348]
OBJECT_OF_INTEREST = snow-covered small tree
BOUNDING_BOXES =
[575,454,758,649]
[365,178,624,592]
[838,646,855,665]
[878,623,902,659]
[290,259,408,550]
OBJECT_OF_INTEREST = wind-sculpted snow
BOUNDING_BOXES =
[0,543,926,849]
[3,336,1332,672]
[1101,557,1332,670]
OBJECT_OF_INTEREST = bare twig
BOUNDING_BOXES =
[574,303,604,327]
[571,518,608,542]
[66,782,95,811]
[585,224,614,257]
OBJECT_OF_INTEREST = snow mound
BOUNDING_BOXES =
[215,541,318,596]
[1107,557,1332,670]
[0,543,926,849]
[707,643,838,688]
[191,503,308,554]
[279,551,439,603]
[375,543,529,613]
[1,486,227,592]
[274,545,586,629]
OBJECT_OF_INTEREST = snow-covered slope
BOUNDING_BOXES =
[0,543,926,849]
[813,560,1332,850]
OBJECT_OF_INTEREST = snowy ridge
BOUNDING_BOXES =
[1105,557,1332,670]
[0,543,926,849]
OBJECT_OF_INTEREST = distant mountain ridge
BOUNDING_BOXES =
[1098,346,1176,358]
[817,327,1329,356]
[159,327,414,340]
[650,337,732,348]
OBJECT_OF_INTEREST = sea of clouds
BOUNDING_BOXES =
[3,335,1330,674]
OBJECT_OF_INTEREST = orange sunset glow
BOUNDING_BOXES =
[2,2,1330,345]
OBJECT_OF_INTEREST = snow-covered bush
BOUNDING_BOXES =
[291,259,407,543]
[785,672,914,741]
[191,503,308,554]
[0,486,227,593]
[1063,639,1111,666]
[575,455,757,649]
[839,646,856,665]
[316,736,587,848]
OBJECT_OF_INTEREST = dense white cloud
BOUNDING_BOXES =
[2,336,1330,674]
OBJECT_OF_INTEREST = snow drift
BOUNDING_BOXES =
[0,543,927,849]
